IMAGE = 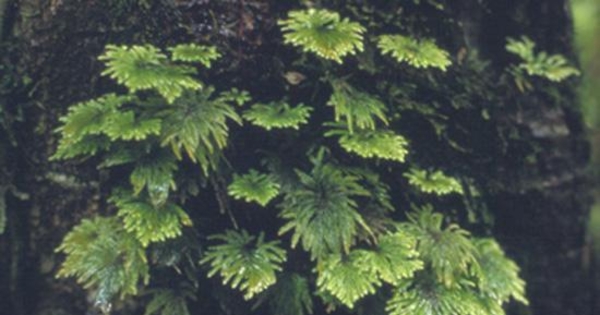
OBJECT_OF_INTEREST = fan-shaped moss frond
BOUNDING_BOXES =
[325,125,408,162]
[506,36,580,82]
[53,135,112,160]
[243,101,312,130]
[328,80,388,133]
[278,149,371,259]
[130,151,178,206]
[505,36,535,60]
[53,93,161,159]
[200,230,286,300]
[265,273,313,315]
[228,169,280,206]
[103,110,163,141]
[354,231,423,285]
[473,238,527,305]
[219,88,252,106]
[279,9,365,63]
[58,102,161,144]
[56,93,135,144]
[168,44,220,67]
[111,191,192,247]
[159,88,242,174]
[56,217,149,309]
[404,168,463,195]
[377,35,451,70]
[145,286,196,315]
[386,277,488,315]
[99,45,202,103]
[403,206,478,286]
[316,252,381,308]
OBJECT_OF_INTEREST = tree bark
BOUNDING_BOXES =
[477,1,592,314]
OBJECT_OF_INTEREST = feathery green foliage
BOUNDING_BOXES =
[316,251,382,307]
[52,93,160,158]
[404,206,477,287]
[404,168,463,195]
[168,43,220,67]
[328,80,388,133]
[53,135,112,160]
[129,151,178,206]
[386,276,488,315]
[506,36,580,82]
[159,88,242,173]
[279,9,365,63]
[243,101,312,130]
[315,230,424,307]
[201,230,287,300]
[100,45,203,103]
[55,44,242,176]
[52,8,534,313]
[56,217,149,309]
[52,94,135,159]
[354,231,424,285]
[377,35,451,70]
[326,125,409,162]
[278,149,371,259]
[56,94,135,143]
[263,273,313,315]
[111,191,192,247]
[102,111,162,141]
[386,212,527,315]
[473,239,528,305]
[228,169,280,206]
[219,88,252,106]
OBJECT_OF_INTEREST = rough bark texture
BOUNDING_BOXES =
[480,2,592,315]
[0,1,592,315]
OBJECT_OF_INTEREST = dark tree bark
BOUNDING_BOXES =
[0,1,592,315]
[476,2,592,315]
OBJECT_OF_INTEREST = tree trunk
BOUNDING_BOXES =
[477,2,592,315]
[0,1,592,315]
